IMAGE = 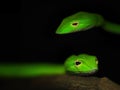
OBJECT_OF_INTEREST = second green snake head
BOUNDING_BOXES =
[56,12,101,34]
[64,54,98,75]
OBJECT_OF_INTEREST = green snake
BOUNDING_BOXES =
[1,11,118,78]
[56,11,120,34]
[0,54,98,77]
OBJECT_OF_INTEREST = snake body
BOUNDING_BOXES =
[0,54,98,77]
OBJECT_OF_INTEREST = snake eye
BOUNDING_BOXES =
[75,61,81,66]
[72,22,79,26]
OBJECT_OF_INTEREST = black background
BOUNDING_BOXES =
[0,0,120,84]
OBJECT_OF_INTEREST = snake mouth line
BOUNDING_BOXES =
[87,69,98,74]
[70,24,94,34]
[77,69,98,76]
[77,69,98,75]
[66,69,98,76]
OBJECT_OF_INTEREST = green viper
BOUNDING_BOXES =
[1,11,111,78]
[56,11,120,34]
[0,54,98,77]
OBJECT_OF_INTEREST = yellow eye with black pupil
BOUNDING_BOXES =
[75,61,81,65]
[72,22,78,26]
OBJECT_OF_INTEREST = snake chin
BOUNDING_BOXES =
[70,25,95,33]
[66,69,98,76]
[82,24,95,31]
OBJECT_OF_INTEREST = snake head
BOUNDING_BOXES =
[56,12,97,34]
[64,54,98,75]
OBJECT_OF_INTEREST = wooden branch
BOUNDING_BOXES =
[0,75,120,90]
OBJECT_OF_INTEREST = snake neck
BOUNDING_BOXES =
[94,13,120,34]
[102,21,120,34]
[94,13,104,27]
